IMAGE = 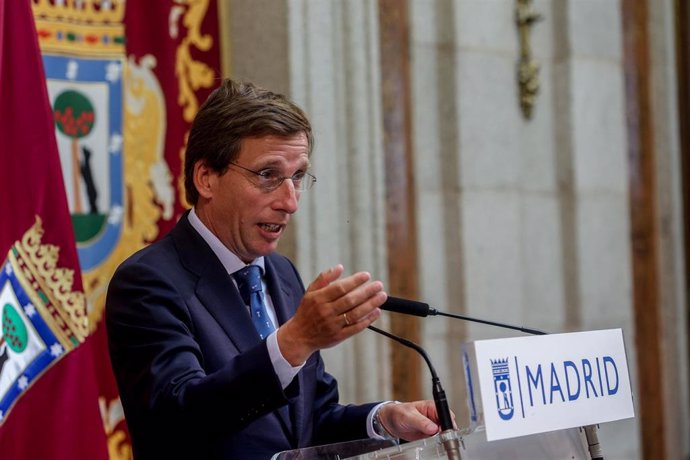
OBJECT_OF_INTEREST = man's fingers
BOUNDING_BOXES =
[306,264,344,292]
[318,271,373,304]
[342,302,382,330]
[381,401,441,441]
[333,279,385,314]
[341,290,387,325]
[306,268,385,311]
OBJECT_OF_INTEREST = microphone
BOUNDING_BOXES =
[380,296,436,317]
[380,296,604,459]
[381,296,547,335]
[368,325,461,460]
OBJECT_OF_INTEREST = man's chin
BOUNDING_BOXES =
[252,241,281,258]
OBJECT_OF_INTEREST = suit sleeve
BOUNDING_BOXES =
[271,256,379,444]
[106,259,290,437]
[310,356,379,444]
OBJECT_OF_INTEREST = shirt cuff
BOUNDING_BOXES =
[367,401,398,440]
[267,330,304,389]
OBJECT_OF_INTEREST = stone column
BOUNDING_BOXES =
[287,0,392,404]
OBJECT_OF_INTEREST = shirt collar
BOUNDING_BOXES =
[188,207,265,275]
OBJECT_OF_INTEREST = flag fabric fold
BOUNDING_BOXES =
[0,0,109,458]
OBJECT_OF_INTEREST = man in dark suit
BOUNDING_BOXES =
[106,79,443,459]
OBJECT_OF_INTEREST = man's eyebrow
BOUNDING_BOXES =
[257,159,311,170]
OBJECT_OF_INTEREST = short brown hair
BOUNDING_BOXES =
[184,79,314,205]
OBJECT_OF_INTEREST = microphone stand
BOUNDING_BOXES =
[368,325,461,460]
[583,425,603,460]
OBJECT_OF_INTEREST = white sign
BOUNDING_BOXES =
[462,329,635,441]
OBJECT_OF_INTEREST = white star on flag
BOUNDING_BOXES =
[105,61,122,83]
[108,205,124,225]
[18,375,29,390]
[23,302,36,317]
[50,343,64,357]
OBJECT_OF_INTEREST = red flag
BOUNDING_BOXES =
[24,1,222,456]
[0,0,109,458]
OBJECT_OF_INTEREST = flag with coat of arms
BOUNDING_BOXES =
[11,0,222,458]
[1,0,222,456]
[0,0,109,458]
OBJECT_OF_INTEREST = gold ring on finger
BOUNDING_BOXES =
[343,312,351,326]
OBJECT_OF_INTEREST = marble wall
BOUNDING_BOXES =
[224,0,689,458]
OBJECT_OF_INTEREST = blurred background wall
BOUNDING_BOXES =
[224,0,689,458]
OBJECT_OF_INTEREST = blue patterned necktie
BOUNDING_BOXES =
[233,265,275,340]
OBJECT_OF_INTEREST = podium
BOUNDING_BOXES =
[271,437,396,460]
[272,427,590,459]
[274,329,634,459]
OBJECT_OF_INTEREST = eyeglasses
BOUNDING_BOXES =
[228,162,317,192]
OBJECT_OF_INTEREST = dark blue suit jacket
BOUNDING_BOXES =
[106,213,377,459]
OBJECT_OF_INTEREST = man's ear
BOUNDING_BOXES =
[193,161,215,199]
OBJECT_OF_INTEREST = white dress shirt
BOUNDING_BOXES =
[188,208,303,389]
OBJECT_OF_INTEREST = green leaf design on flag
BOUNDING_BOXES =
[2,303,28,353]
[53,89,95,139]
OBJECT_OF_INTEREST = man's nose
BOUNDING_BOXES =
[273,178,300,213]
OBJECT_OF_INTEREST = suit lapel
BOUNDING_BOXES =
[173,216,301,444]
[172,214,259,352]
[195,275,260,352]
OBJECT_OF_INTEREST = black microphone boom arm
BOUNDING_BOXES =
[381,296,547,335]
[366,328,454,431]
[434,310,547,335]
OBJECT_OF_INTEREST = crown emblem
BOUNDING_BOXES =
[32,0,124,24]
[491,358,510,376]
[490,358,515,420]
[11,216,89,344]
[32,0,125,56]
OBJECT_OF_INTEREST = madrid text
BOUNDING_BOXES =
[523,356,619,406]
